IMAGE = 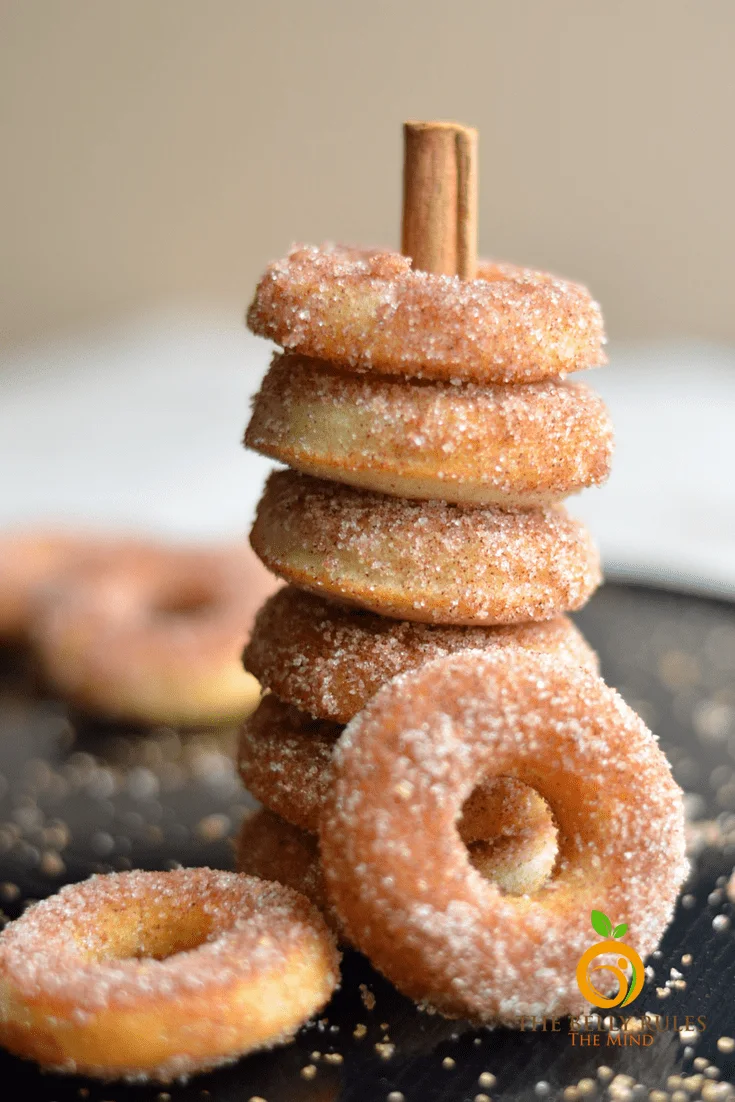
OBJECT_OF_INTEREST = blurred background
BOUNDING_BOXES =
[1,0,734,591]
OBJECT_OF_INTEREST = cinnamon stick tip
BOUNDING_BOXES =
[403,119,477,138]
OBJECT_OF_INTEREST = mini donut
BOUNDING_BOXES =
[319,651,688,1023]
[246,244,606,384]
[244,587,599,723]
[238,695,339,833]
[235,809,340,934]
[238,694,556,854]
[235,803,557,940]
[245,354,613,506]
[32,544,279,726]
[250,471,601,625]
[0,529,135,640]
[0,868,339,1082]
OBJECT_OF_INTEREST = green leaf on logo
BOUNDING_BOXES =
[620,961,638,1007]
[613,923,628,939]
[591,910,613,938]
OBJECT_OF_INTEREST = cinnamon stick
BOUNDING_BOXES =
[401,120,478,279]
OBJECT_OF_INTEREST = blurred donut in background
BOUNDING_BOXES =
[0,529,129,641]
[0,530,278,727]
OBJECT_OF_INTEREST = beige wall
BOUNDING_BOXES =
[2,0,734,347]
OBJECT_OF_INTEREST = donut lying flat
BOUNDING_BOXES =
[244,587,598,723]
[0,869,339,1082]
[247,244,606,384]
[238,694,556,859]
[0,530,136,640]
[235,802,557,941]
[246,355,613,506]
[250,471,601,625]
[33,544,279,726]
[235,809,342,935]
[238,695,339,833]
[320,651,688,1022]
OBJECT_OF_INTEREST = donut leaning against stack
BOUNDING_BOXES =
[237,123,611,933]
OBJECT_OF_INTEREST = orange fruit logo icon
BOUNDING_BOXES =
[575,910,645,1009]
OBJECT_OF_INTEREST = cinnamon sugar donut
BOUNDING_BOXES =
[246,245,606,384]
[0,868,339,1082]
[238,695,339,832]
[238,694,556,857]
[235,809,340,933]
[250,471,601,625]
[246,355,613,506]
[235,802,557,939]
[320,650,688,1022]
[244,587,598,723]
[0,529,132,640]
[33,545,279,726]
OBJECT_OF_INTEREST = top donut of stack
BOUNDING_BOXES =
[247,243,606,385]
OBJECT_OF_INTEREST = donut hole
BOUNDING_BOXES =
[459,777,558,895]
[152,585,218,619]
[86,903,215,963]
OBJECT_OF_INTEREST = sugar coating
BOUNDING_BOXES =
[246,245,607,384]
[319,650,688,1023]
[0,868,340,1082]
[245,354,614,506]
[250,470,601,625]
[244,586,599,723]
[238,696,341,832]
[235,809,341,936]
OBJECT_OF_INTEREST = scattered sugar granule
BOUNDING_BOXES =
[196,813,230,841]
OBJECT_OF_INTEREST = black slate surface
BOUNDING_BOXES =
[0,581,734,1102]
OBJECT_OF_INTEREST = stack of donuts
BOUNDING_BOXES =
[236,240,615,925]
[234,123,686,1022]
